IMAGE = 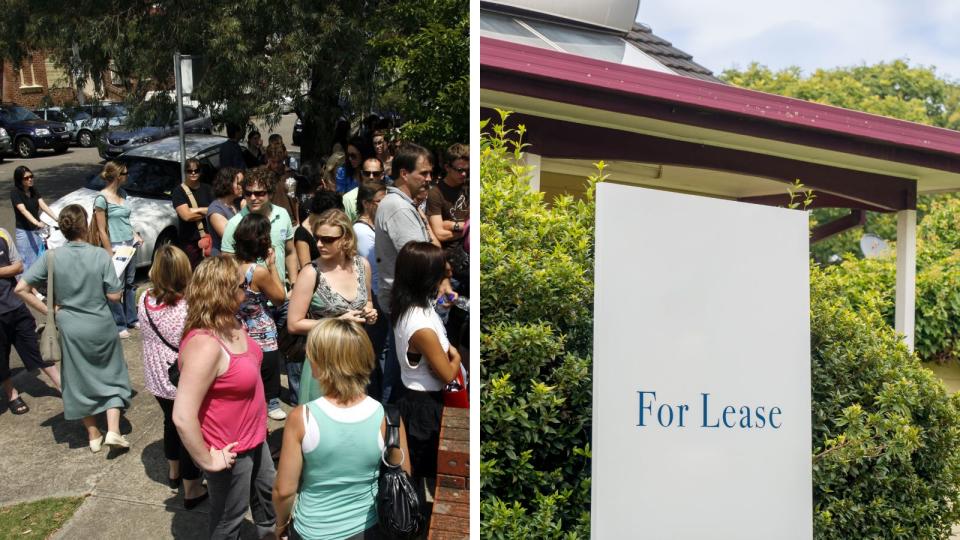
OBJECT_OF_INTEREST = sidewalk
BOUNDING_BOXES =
[0,325,287,539]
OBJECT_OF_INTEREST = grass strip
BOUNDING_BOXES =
[0,496,85,540]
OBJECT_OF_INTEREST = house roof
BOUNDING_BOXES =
[625,23,724,84]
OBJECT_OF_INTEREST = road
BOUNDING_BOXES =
[0,113,298,255]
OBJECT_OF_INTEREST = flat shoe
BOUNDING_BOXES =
[183,491,209,510]
[89,435,104,453]
[268,408,287,421]
[104,431,130,449]
[168,476,181,489]
[8,397,29,415]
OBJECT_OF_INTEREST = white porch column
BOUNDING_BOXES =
[522,152,541,192]
[895,209,917,351]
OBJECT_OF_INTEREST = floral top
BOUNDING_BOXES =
[237,263,278,351]
[138,292,186,400]
[309,256,368,317]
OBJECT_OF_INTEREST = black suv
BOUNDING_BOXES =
[0,103,70,158]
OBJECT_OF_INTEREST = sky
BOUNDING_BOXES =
[638,1,960,80]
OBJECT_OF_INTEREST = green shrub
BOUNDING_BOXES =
[480,111,960,538]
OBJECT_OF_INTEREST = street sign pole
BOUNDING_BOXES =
[174,52,186,181]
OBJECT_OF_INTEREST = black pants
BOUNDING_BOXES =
[155,396,202,481]
[261,349,281,402]
[0,304,44,383]
[397,389,444,478]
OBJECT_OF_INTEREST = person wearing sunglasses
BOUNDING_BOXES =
[220,166,298,289]
[334,136,369,194]
[287,209,378,405]
[171,158,213,268]
[428,143,470,298]
[92,161,143,338]
[10,166,59,274]
[341,157,385,223]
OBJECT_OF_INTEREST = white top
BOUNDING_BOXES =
[394,306,450,392]
[301,396,385,454]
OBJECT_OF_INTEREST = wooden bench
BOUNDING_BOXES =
[428,406,470,539]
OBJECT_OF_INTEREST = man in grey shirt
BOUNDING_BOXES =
[373,143,442,403]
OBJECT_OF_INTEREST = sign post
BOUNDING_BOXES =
[591,183,812,539]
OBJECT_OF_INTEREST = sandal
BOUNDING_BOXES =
[8,397,29,415]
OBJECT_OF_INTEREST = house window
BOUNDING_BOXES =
[19,63,42,89]
[109,61,122,86]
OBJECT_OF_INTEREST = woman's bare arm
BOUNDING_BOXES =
[273,405,306,534]
[409,328,460,384]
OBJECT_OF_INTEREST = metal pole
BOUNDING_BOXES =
[174,52,186,182]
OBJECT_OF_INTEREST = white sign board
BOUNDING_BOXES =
[591,183,812,539]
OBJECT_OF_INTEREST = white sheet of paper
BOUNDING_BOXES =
[112,245,137,277]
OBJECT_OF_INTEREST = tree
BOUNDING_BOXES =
[721,61,960,262]
[0,0,467,160]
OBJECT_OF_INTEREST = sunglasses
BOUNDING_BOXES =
[186,168,200,174]
[317,234,343,244]
[361,170,384,178]
[451,166,469,175]
[243,189,268,198]
[22,175,34,180]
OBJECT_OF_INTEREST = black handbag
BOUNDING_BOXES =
[144,298,181,386]
[377,405,422,539]
[276,262,319,362]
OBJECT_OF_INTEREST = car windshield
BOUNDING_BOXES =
[63,108,91,121]
[0,105,40,122]
[106,105,127,117]
[84,158,179,197]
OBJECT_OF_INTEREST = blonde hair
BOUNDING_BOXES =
[306,319,374,401]
[183,256,241,338]
[312,209,357,260]
[149,245,192,306]
[101,161,126,185]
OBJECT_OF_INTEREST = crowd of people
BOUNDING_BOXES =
[0,122,470,540]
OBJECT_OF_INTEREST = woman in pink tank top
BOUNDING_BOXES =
[172,256,276,539]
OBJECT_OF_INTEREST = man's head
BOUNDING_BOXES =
[372,130,388,157]
[360,157,385,184]
[392,143,432,195]
[185,158,202,184]
[241,166,277,214]
[443,143,468,188]
[226,123,244,142]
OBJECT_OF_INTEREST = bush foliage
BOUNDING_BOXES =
[480,112,960,538]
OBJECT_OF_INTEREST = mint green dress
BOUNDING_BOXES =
[293,398,384,539]
[23,242,131,420]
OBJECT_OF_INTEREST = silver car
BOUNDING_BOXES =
[43,135,228,269]
[32,107,81,144]
[0,127,10,160]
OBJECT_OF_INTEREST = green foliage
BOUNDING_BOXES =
[722,60,960,262]
[810,266,960,539]
[481,111,960,538]
[0,0,467,159]
[480,111,594,538]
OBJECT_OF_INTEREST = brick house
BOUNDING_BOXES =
[1,52,126,106]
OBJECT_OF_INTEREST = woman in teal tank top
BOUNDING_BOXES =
[273,319,410,540]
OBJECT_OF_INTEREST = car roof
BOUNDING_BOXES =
[122,134,227,161]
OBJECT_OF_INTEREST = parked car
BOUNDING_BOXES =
[42,135,228,269]
[0,127,10,162]
[32,107,82,144]
[0,103,70,158]
[70,103,128,147]
[98,106,213,159]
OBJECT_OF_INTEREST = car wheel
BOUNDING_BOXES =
[78,130,93,147]
[152,229,176,263]
[16,137,36,158]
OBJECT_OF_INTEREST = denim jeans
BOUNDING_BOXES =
[285,360,302,406]
[378,319,404,404]
[14,228,43,277]
[109,240,138,331]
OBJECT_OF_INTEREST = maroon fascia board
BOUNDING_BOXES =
[485,109,917,211]
[481,37,960,172]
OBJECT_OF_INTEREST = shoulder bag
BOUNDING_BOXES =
[143,295,181,386]
[276,262,319,362]
[38,250,61,362]
[87,194,109,248]
[377,404,423,539]
[181,183,212,257]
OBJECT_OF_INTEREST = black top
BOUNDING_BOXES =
[10,188,41,231]
[294,225,320,260]
[220,140,247,170]
[171,183,214,244]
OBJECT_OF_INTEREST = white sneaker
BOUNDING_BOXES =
[268,408,287,421]
[89,435,104,453]
[104,431,130,449]
[118,330,131,339]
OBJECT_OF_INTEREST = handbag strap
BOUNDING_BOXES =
[181,183,207,235]
[46,249,55,327]
[383,404,401,449]
[144,294,179,352]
